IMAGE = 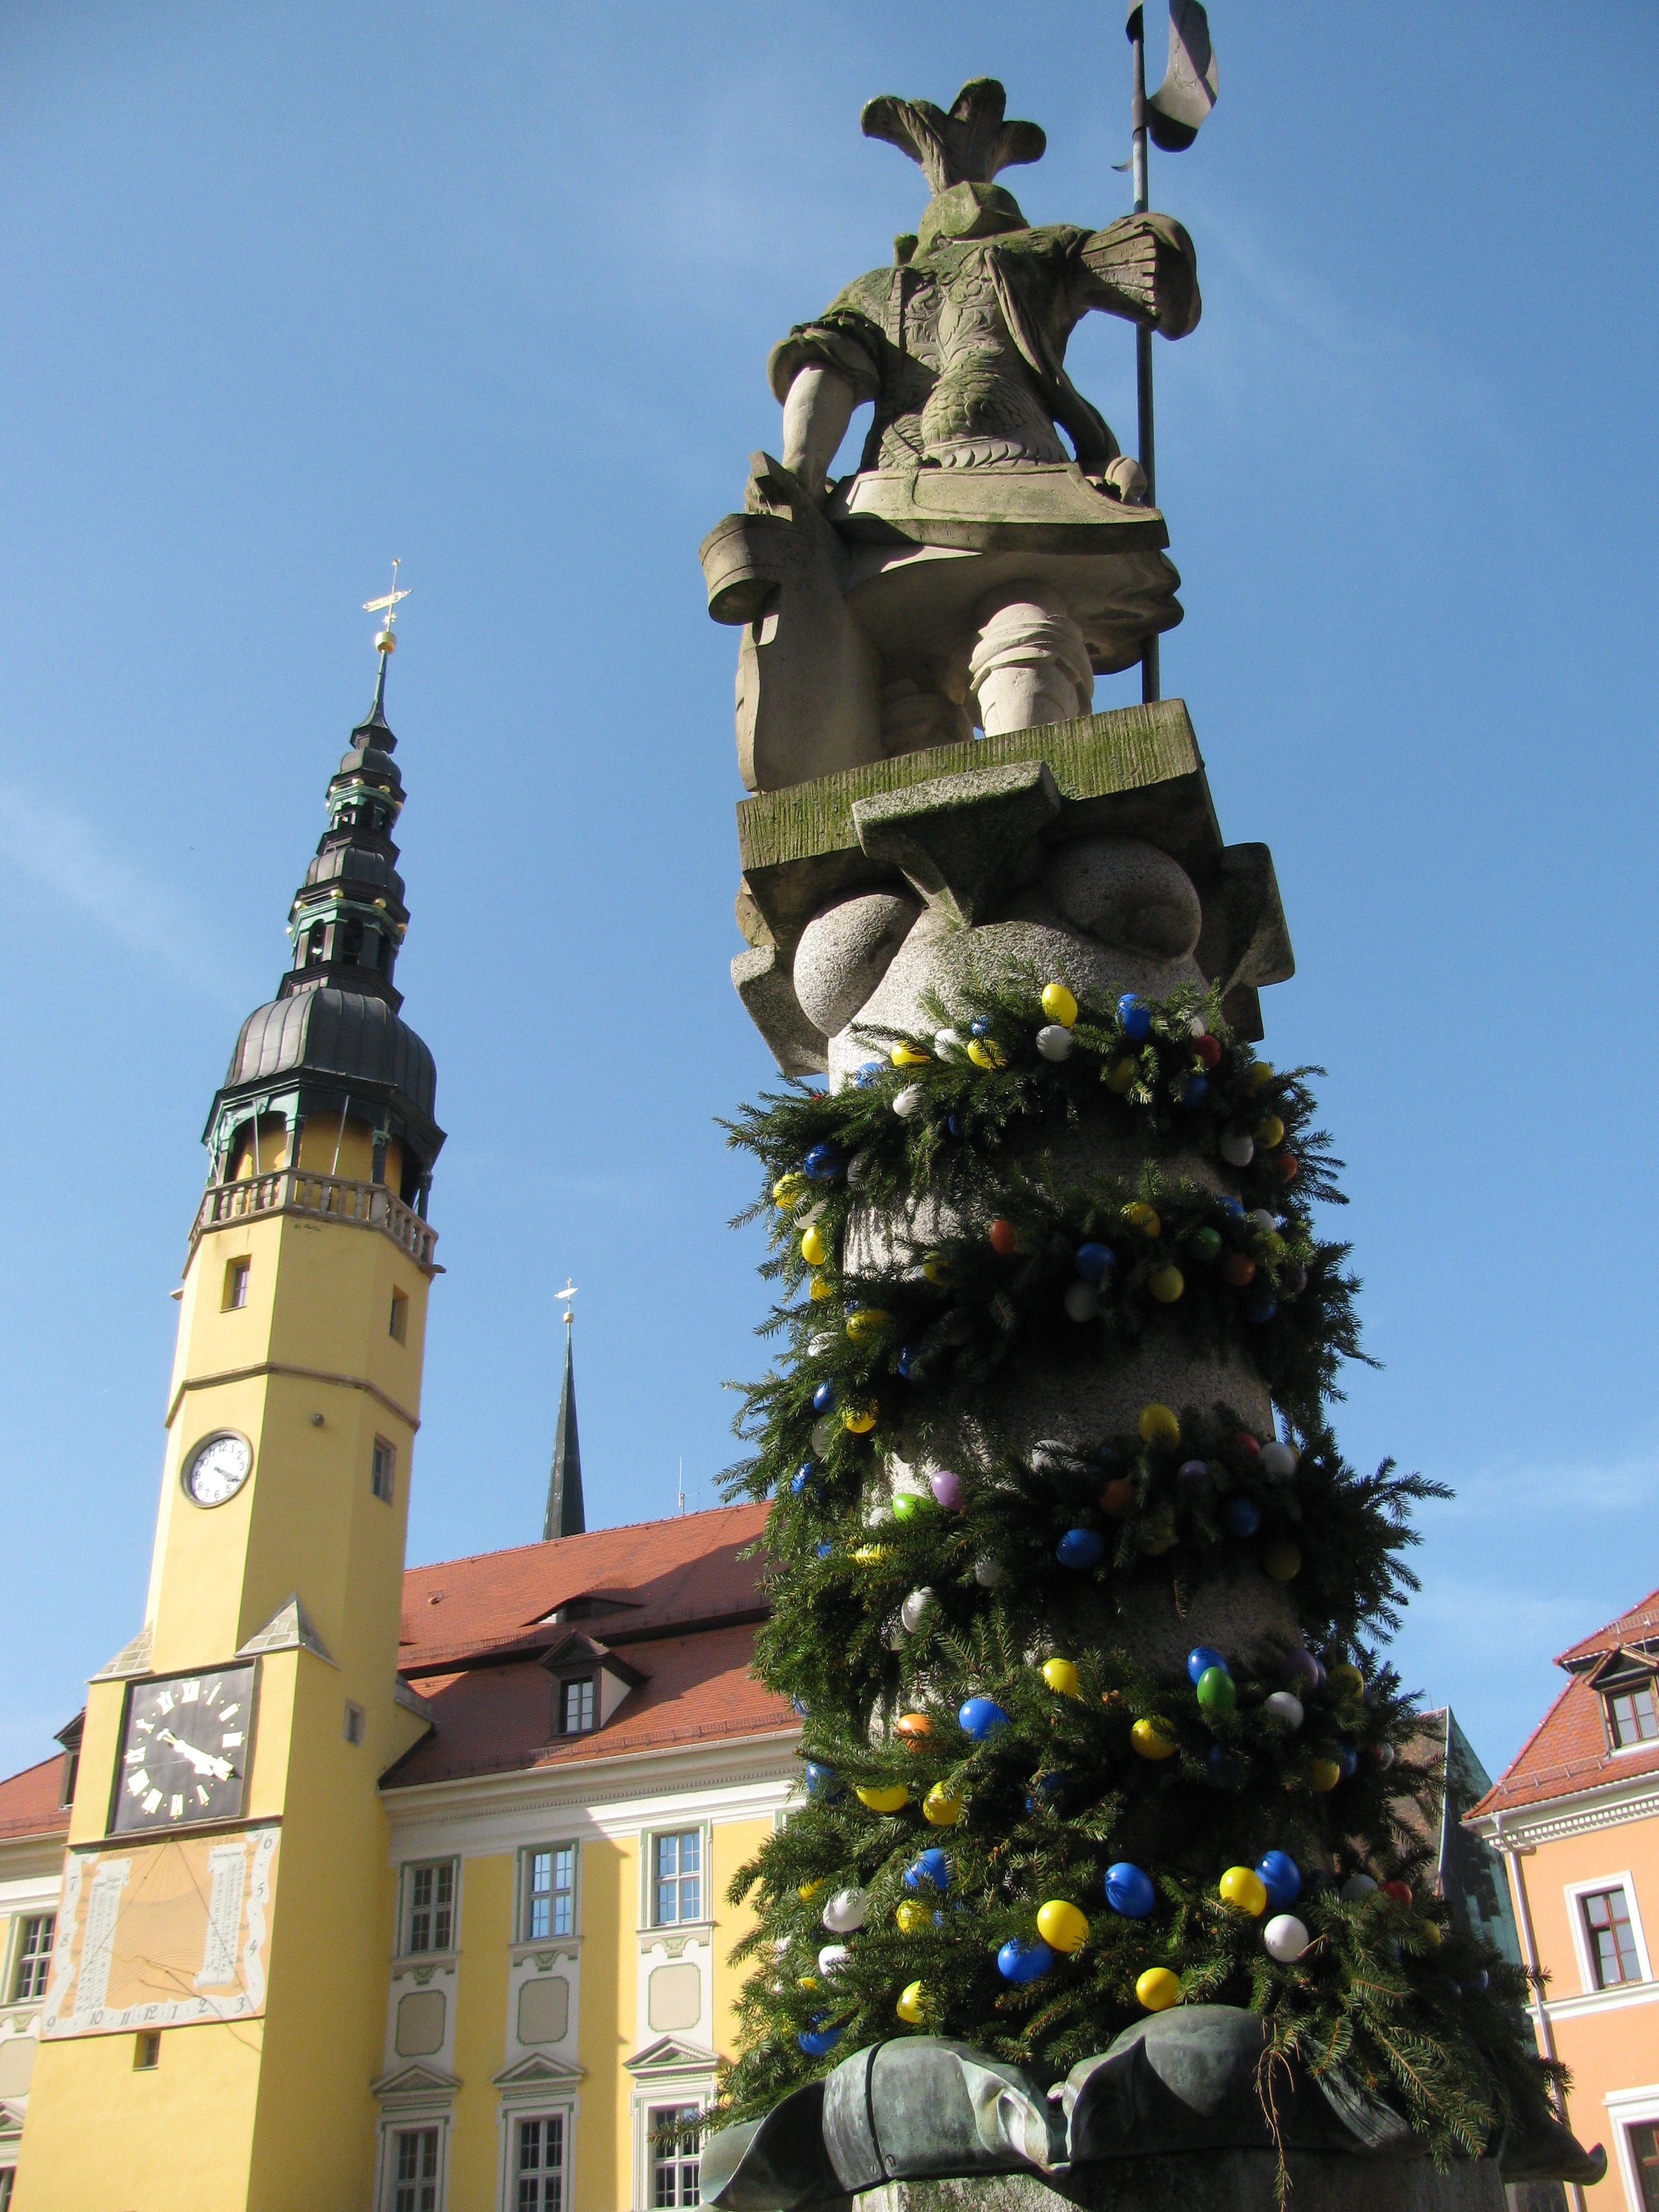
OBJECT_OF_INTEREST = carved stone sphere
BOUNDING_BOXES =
[1044,835,1201,959]
[793,890,921,1037]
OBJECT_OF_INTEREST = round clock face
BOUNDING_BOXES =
[183,1432,253,1507]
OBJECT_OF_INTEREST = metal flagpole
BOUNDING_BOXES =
[1130,10,1159,706]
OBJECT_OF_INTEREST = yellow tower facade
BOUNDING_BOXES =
[17,639,446,2212]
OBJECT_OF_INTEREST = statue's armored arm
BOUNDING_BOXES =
[1078,211,1202,339]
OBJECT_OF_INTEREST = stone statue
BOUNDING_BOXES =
[700,79,1201,790]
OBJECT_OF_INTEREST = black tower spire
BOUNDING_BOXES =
[200,616,444,1207]
[544,1320,586,1541]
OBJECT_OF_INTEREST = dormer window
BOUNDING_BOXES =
[562,1677,596,1735]
[1608,1681,1659,1749]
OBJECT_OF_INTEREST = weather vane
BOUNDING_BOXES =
[363,557,410,656]
[554,1279,579,1328]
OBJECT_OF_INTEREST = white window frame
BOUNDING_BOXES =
[8,1911,56,2005]
[1565,1871,1652,1995]
[504,2104,573,2212]
[519,1845,579,1945]
[561,1677,596,1736]
[1603,1678,1659,1754]
[399,1859,461,1961]
[1602,2083,1659,2212]
[379,2115,450,2212]
[637,2097,707,2212]
[643,1824,710,1932]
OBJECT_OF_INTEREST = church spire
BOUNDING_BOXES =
[544,1288,586,1541]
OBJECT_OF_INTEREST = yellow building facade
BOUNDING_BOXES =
[0,650,796,2211]
[1467,1588,1659,2212]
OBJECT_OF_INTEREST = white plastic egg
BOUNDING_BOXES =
[1264,1914,1311,1962]
[1260,1441,1299,1480]
[901,1587,935,1634]
[1263,1691,1304,1729]
[822,1887,869,1934]
[1220,1131,1255,1166]
[1064,1281,1100,1322]
[1036,1024,1075,1063]
[894,1085,924,1118]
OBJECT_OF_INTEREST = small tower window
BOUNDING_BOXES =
[371,1438,396,1503]
[223,1258,250,1311]
[304,922,326,968]
[389,1288,409,1343]
[341,917,364,966]
[134,2031,161,2071]
[343,1701,367,1747]
[562,1678,595,1735]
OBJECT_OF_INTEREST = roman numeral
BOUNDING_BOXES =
[169,1795,184,1818]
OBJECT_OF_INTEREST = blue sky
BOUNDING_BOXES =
[1,1,1655,1788]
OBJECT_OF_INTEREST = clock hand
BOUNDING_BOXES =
[158,1728,234,1782]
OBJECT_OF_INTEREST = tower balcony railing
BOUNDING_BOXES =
[190,1168,439,1271]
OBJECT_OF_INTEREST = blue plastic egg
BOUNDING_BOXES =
[1118,995,1152,1040]
[1471,1969,1489,1992]
[997,1937,1055,1984]
[791,1463,816,1497]
[1247,1298,1279,1325]
[799,2018,844,2057]
[815,1543,833,1559]
[958,1697,1010,1742]
[1223,1496,1262,1537]
[812,1380,836,1413]
[1218,1198,1245,1219]
[947,1113,963,1138]
[1105,1863,1156,1919]
[1206,1744,1245,1788]
[1336,1742,1359,1780]
[1182,1075,1209,1106]
[1025,1770,1070,1812]
[1257,1851,1302,1911]
[804,1763,842,1800]
[1074,1242,1116,1283]
[904,1848,950,1892]
[855,1061,883,1089]
[1056,1528,1107,1570]
[1187,1646,1228,1685]
[803,1144,845,1182]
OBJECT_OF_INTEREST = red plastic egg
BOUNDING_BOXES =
[1280,1155,1299,1182]
[1233,1431,1262,1459]
[1101,1479,1135,1518]
[1382,1880,1412,1904]
[1221,1253,1257,1287]
[989,1219,1018,1256]
[1195,1034,1222,1069]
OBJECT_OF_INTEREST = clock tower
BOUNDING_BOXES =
[17,623,446,2212]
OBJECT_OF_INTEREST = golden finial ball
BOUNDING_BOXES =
[376,629,397,653]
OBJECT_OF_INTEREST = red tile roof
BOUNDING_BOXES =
[0,1755,70,1843]
[387,1502,794,1790]
[398,1503,772,1672]
[1469,1587,1659,1819]
[389,1621,794,1790]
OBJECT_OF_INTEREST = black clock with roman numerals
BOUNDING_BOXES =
[113,1663,257,1833]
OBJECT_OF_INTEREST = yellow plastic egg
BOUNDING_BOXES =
[1310,1758,1342,1793]
[810,1273,834,1301]
[1123,1202,1161,1238]
[1246,1062,1275,1094]
[846,1308,892,1342]
[896,1980,926,2024]
[801,1224,826,1266]
[966,1038,1007,1070]
[1329,1663,1365,1701]
[923,1784,963,1827]
[798,1880,825,1902]
[1263,1540,1302,1582]
[1149,1265,1185,1304]
[895,1901,929,1935]
[1137,1967,1182,2011]
[922,1251,952,1285]
[892,1042,931,1067]
[855,1783,910,1813]
[774,1173,807,1209]
[1139,1404,1181,1447]
[1107,1057,1137,1094]
[1139,1517,1178,1556]
[1131,1718,1178,1761]
[1219,1866,1269,1916]
[1254,1116,1285,1148]
[797,1975,819,1991]
[1418,1919,1443,1950]
[1036,1900,1089,1953]
[843,1405,878,1435]
[1042,1658,1082,1699]
[1041,982,1078,1029]
[851,1543,890,1565]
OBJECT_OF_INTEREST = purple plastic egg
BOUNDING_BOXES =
[930,1470,964,1512]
